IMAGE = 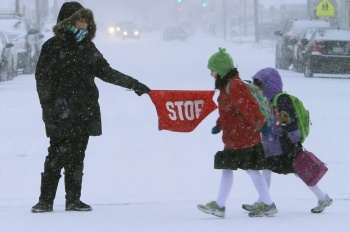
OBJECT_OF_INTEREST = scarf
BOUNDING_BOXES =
[66,25,89,42]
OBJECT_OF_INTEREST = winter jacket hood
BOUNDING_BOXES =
[53,2,96,41]
[252,67,283,100]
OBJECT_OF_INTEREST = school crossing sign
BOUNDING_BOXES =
[316,0,335,17]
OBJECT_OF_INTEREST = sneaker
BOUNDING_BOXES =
[65,201,92,211]
[242,202,259,212]
[311,194,333,213]
[248,202,278,217]
[31,201,53,213]
[197,201,225,218]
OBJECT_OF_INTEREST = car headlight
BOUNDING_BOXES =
[123,31,128,36]
[134,31,139,36]
[108,27,115,34]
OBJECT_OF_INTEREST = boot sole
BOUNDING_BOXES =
[31,209,53,213]
[65,208,93,212]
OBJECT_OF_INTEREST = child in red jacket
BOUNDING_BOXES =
[197,48,277,218]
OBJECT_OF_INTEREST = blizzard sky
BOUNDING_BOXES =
[260,0,307,8]
[0,0,310,13]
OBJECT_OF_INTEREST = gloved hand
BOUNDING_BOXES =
[211,125,221,134]
[260,125,270,137]
[132,81,151,96]
[54,98,71,119]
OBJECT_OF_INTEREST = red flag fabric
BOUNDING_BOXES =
[149,90,217,132]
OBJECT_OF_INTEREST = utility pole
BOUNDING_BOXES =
[15,0,20,15]
[53,0,58,21]
[254,0,259,43]
[243,0,247,36]
[36,0,49,30]
[223,0,227,41]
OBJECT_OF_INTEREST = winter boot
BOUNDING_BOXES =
[64,170,92,212]
[31,173,61,213]
[31,201,53,213]
[66,200,92,211]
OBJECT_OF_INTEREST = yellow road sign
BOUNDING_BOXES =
[316,0,335,17]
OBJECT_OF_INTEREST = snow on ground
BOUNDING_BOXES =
[0,30,349,232]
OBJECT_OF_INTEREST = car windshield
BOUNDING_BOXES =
[0,19,28,39]
[303,28,318,40]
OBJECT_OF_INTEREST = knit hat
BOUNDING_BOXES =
[57,1,84,23]
[207,47,234,78]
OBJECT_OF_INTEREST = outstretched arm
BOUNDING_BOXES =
[92,45,150,96]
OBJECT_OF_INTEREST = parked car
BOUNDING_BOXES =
[274,19,330,70]
[163,25,187,41]
[0,30,17,81]
[292,28,320,73]
[0,14,44,74]
[303,28,350,77]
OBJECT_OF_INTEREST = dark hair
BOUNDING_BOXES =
[215,68,239,90]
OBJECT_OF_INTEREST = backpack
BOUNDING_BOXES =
[226,80,275,127]
[272,92,311,143]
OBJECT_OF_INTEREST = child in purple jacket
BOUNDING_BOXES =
[243,67,332,214]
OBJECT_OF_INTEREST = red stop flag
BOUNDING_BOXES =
[149,90,217,132]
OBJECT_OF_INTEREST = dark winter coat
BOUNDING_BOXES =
[35,6,144,138]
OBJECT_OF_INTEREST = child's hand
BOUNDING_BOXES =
[211,125,221,134]
[279,111,291,125]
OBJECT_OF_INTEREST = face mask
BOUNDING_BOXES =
[66,25,89,42]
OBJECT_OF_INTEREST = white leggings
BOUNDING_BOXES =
[261,169,327,201]
[216,169,272,208]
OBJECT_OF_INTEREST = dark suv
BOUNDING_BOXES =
[274,19,330,70]
[0,14,44,74]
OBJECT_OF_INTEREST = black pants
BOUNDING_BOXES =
[40,135,89,204]
[44,136,89,176]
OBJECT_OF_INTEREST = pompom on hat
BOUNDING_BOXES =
[207,47,234,78]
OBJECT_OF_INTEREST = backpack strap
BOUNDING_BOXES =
[225,79,249,95]
[225,78,243,114]
[225,80,233,95]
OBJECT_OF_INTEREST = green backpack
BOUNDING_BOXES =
[226,80,275,127]
[272,92,311,143]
